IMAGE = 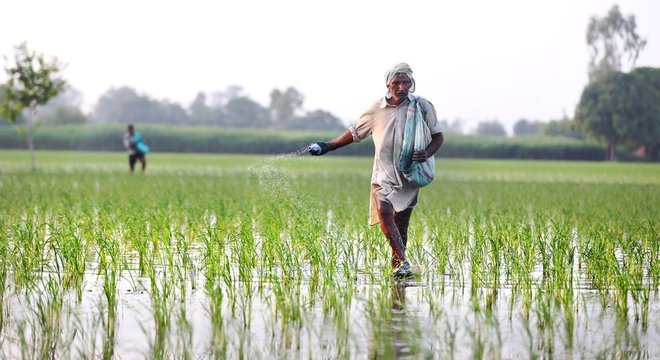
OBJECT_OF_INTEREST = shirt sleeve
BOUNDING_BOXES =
[421,99,443,135]
[348,102,379,143]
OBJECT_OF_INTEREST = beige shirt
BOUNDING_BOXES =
[349,95,443,225]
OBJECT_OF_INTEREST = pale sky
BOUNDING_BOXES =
[1,0,659,132]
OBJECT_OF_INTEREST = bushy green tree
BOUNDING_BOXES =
[576,72,624,160]
[1,42,66,170]
[629,67,660,161]
[575,69,660,161]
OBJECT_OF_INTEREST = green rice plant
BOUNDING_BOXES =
[200,211,227,287]
[533,286,556,357]
[220,254,237,316]
[175,304,193,360]
[144,262,174,359]
[468,217,489,309]
[204,279,226,358]
[270,270,305,330]
[71,303,103,360]
[648,219,659,291]
[465,314,486,359]
[363,282,396,359]
[0,216,8,334]
[95,227,121,360]
[9,218,46,291]
[501,216,536,319]
[101,265,117,360]
[169,225,195,304]
[580,226,614,307]
[422,216,452,283]
[235,219,257,329]
[520,313,540,360]
[49,214,88,302]
[17,274,73,360]
[319,279,352,356]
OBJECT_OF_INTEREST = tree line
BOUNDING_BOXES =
[0,69,577,138]
[1,83,346,131]
[2,4,659,166]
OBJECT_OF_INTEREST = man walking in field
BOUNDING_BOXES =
[123,124,149,172]
[309,63,444,278]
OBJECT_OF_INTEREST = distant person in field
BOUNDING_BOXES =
[123,124,149,172]
[309,63,444,278]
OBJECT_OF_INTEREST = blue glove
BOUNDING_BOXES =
[308,142,329,156]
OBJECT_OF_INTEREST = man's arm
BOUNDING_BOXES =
[309,129,354,155]
[327,130,354,151]
[412,132,443,162]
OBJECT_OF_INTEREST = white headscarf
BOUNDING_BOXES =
[384,62,416,96]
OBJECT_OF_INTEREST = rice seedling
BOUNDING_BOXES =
[0,216,8,334]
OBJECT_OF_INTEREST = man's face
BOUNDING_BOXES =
[387,74,412,105]
[128,126,134,135]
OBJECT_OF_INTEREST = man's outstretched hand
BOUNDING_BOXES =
[308,142,329,156]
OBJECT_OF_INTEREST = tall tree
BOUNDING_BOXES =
[513,118,544,136]
[223,96,270,128]
[92,86,188,124]
[269,87,304,127]
[587,5,646,80]
[575,72,623,160]
[1,42,67,170]
[37,88,88,125]
[40,106,87,125]
[189,92,223,125]
[286,110,345,131]
[92,87,150,123]
[209,85,243,108]
[438,118,464,134]
[474,120,507,137]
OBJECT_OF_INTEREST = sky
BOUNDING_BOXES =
[1,0,659,133]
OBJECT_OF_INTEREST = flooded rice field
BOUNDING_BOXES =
[0,152,658,358]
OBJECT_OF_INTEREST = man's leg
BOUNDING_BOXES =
[376,200,407,269]
[394,207,414,251]
[139,155,146,171]
[129,154,136,172]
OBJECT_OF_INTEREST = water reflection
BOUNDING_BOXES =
[390,281,411,359]
[368,281,416,359]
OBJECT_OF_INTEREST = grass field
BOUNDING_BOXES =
[0,150,658,359]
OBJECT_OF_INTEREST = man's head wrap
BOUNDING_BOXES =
[385,62,415,93]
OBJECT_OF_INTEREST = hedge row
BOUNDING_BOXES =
[0,124,609,160]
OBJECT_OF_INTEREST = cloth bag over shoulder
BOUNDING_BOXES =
[398,96,435,187]
[134,132,150,154]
